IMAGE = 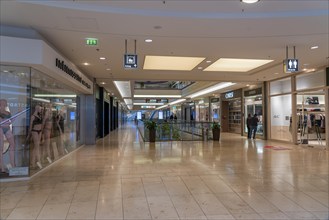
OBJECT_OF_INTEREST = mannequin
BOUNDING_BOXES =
[55,107,65,156]
[28,105,43,169]
[0,99,16,173]
[42,103,53,163]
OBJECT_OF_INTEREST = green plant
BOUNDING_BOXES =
[211,122,220,129]
[145,120,157,130]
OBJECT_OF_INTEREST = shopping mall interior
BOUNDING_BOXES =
[0,1,328,219]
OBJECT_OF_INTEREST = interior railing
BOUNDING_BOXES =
[137,120,218,142]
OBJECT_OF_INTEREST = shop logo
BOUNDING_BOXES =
[225,92,234,99]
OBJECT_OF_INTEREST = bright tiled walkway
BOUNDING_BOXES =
[1,123,328,220]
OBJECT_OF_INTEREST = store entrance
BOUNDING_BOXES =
[297,91,326,147]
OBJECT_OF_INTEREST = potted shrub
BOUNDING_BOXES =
[212,122,220,141]
[145,120,157,142]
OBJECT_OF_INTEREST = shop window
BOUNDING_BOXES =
[270,78,291,95]
[296,70,325,91]
[270,94,292,141]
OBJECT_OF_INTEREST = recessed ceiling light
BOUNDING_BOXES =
[143,55,205,71]
[145,39,153,43]
[206,60,212,63]
[310,46,319,50]
[246,84,250,86]
[100,82,106,85]
[274,72,279,75]
[3,70,9,73]
[241,0,260,3]
[100,57,106,60]
[106,68,111,71]
[204,58,273,72]
[198,67,203,70]
[83,62,90,66]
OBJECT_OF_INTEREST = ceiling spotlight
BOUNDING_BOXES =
[198,67,203,70]
[310,46,319,50]
[106,68,111,71]
[206,60,212,63]
[241,0,260,3]
[83,62,90,66]
[145,39,153,43]
[274,72,279,75]
[100,57,106,60]
[100,82,106,85]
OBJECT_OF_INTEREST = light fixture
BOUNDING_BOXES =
[274,72,279,75]
[113,81,131,98]
[3,70,9,73]
[34,94,77,98]
[124,99,132,105]
[143,55,205,71]
[134,95,181,98]
[32,98,50,103]
[241,0,260,3]
[83,62,90,66]
[106,68,111,71]
[206,60,212,63]
[188,82,236,99]
[100,57,106,60]
[197,67,203,70]
[169,99,186,105]
[145,39,153,43]
[133,103,164,106]
[156,104,169,110]
[204,58,273,72]
[100,82,106,85]
[310,46,319,50]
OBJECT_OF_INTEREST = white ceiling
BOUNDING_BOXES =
[1,0,328,104]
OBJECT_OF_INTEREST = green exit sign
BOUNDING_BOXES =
[86,38,98,46]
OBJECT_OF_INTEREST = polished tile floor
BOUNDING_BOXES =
[0,123,328,220]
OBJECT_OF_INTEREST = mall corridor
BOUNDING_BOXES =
[0,123,328,220]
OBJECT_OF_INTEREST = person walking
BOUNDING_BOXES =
[251,114,259,139]
[246,114,252,139]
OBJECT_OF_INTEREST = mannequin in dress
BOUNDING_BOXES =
[0,99,16,172]
[29,105,43,169]
[42,103,53,163]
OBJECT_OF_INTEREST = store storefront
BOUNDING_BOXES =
[0,34,93,179]
[210,97,220,122]
[244,87,265,138]
[195,98,209,122]
[221,89,242,134]
[268,69,328,148]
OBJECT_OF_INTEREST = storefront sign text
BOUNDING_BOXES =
[55,58,91,89]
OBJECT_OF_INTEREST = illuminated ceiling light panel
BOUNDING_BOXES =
[124,99,132,105]
[143,55,205,71]
[189,82,236,99]
[134,94,181,98]
[133,103,164,106]
[241,0,259,3]
[156,104,169,110]
[113,81,131,98]
[204,58,273,72]
[34,94,77,98]
[169,98,186,105]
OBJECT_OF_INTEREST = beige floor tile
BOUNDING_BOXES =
[147,196,179,220]
[45,190,75,205]
[72,186,99,203]
[170,195,207,220]
[232,213,263,219]
[66,201,97,219]
[123,197,151,219]
[6,206,42,220]
[283,191,328,212]
[193,193,231,216]
[0,208,13,220]
[311,211,329,220]
[37,203,70,219]
[95,198,123,219]
[284,211,319,219]
[259,191,306,212]
[122,182,146,199]
[181,176,212,194]
[259,212,290,219]
[143,182,169,197]
[304,191,329,207]
[163,180,191,196]
[16,192,49,208]
[206,214,235,219]
[200,176,234,193]
[237,192,280,213]
[0,192,26,209]
[215,193,256,214]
